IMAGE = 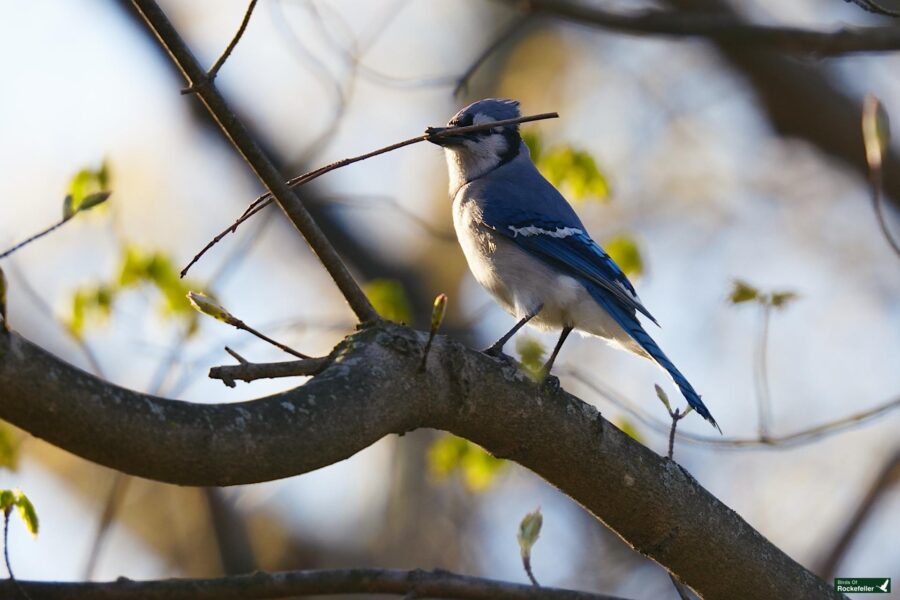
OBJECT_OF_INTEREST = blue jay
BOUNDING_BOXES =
[428,98,719,431]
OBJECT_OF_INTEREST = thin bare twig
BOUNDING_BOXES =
[0,219,69,261]
[755,304,773,439]
[182,0,259,95]
[179,111,559,277]
[209,356,330,387]
[667,408,692,460]
[567,368,900,450]
[3,510,33,600]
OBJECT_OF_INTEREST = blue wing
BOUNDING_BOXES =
[482,211,658,325]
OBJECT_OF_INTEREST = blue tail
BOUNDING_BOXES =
[586,285,721,432]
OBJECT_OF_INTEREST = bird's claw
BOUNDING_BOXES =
[481,343,505,357]
[541,373,560,392]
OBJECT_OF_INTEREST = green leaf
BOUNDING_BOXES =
[729,280,760,305]
[77,191,111,213]
[62,194,76,220]
[535,143,609,202]
[517,508,543,559]
[117,245,202,332]
[427,434,506,491]
[0,490,15,512]
[67,161,112,213]
[617,418,643,443]
[187,291,234,324]
[0,490,38,537]
[66,284,116,338]
[523,131,543,162]
[515,336,546,380]
[603,235,643,278]
[363,279,412,324]
[430,293,448,333]
[14,492,38,536]
[654,384,671,413]
[770,291,798,309]
[0,423,18,470]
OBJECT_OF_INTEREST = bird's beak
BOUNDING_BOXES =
[426,126,467,147]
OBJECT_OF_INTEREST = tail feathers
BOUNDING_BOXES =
[628,325,721,433]
[585,284,720,432]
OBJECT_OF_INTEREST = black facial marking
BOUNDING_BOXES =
[497,128,521,167]
[449,112,474,128]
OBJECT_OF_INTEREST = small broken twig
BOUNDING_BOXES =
[182,0,259,95]
[209,356,330,387]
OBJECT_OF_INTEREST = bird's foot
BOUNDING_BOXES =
[541,373,560,393]
[481,343,505,358]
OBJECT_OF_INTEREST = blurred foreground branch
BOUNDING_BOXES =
[0,568,628,600]
[510,0,900,54]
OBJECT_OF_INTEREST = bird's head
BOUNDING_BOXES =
[429,98,524,190]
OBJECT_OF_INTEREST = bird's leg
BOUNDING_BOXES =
[483,306,542,357]
[541,325,573,381]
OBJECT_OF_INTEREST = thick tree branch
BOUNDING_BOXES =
[509,0,900,54]
[130,0,377,322]
[0,568,624,600]
[0,324,843,599]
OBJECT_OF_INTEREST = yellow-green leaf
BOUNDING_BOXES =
[62,194,76,220]
[770,291,798,309]
[0,490,14,512]
[523,132,543,162]
[67,161,112,213]
[77,191,111,213]
[604,235,643,278]
[427,434,506,491]
[517,508,543,559]
[516,336,546,380]
[729,280,759,305]
[364,279,412,324]
[0,423,18,470]
[536,144,609,202]
[187,291,234,324]
[863,95,890,171]
[14,492,38,536]
[430,293,448,333]
[617,418,643,443]
[654,384,671,413]
[66,284,115,338]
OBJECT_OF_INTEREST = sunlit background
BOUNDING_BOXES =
[1,0,898,598]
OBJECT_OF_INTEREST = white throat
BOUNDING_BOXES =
[443,132,509,195]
